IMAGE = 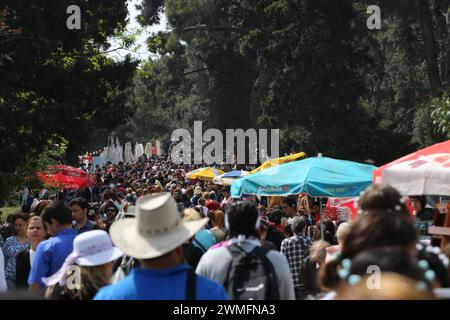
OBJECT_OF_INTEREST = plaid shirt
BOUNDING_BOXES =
[280,234,313,289]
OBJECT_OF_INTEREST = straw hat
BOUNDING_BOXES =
[110,193,208,259]
[125,206,136,217]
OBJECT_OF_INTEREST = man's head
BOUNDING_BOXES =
[41,201,72,236]
[291,216,306,235]
[409,195,427,213]
[69,197,89,224]
[104,202,119,221]
[226,201,259,238]
[282,196,297,218]
[267,207,284,226]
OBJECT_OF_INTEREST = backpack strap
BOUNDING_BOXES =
[192,238,207,253]
[186,268,196,300]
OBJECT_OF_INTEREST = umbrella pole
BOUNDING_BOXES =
[320,197,324,240]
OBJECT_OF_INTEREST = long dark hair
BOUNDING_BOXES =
[358,184,410,217]
[318,210,418,290]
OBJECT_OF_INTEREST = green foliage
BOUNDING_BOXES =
[122,0,450,166]
[0,1,138,201]
[431,94,450,138]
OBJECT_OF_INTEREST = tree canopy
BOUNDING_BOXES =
[0,0,137,201]
[120,0,447,164]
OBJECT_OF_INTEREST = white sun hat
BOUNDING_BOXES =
[109,192,208,260]
[42,230,123,286]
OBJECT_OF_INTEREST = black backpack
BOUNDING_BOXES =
[224,244,279,300]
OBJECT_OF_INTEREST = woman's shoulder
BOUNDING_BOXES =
[4,236,16,245]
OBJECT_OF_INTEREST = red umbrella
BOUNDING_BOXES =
[37,165,96,190]
[373,140,450,195]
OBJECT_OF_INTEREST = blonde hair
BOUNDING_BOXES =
[183,208,202,221]
[336,222,352,244]
[310,240,330,264]
[45,264,111,300]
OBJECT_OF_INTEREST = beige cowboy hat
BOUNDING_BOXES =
[109,192,208,259]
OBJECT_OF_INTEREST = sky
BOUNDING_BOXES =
[108,0,168,61]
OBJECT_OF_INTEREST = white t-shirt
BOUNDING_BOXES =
[29,249,36,268]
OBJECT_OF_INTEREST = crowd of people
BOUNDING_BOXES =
[0,155,449,300]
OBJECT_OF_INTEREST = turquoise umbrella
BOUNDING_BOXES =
[231,156,377,198]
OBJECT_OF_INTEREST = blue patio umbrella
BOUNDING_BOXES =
[231,156,376,198]
[231,156,376,239]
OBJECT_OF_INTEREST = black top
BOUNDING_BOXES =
[15,249,31,289]
[183,243,204,270]
[416,208,434,221]
[266,228,285,251]
[302,256,320,295]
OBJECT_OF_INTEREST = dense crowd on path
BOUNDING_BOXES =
[0,155,449,300]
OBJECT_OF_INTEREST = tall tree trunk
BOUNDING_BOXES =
[416,0,443,96]
[248,62,275,128]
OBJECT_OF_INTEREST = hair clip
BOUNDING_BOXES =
[338,268,349,280]
[424,270,436,282]
[348,274,362,286]
[342,258,352,270]
[416,243,424,251]
[418,260,429,270]
[395,205,402,212]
